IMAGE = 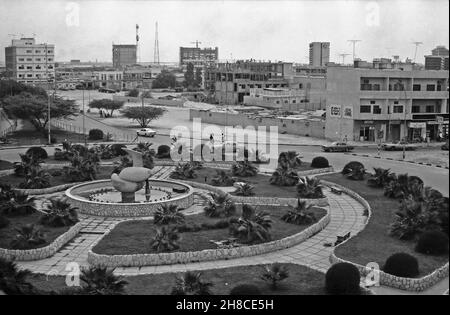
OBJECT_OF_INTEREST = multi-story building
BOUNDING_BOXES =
[179,46,219,69]
[92,70,123,91]
[425,46,449,70]
[243,87,306,110]
[325,60,449,142]
[112,44,137,69]
[4,38,55,85]
[309,42,330,67]
[205,60,293,104]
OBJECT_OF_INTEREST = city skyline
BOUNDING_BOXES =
[0,0,449,64]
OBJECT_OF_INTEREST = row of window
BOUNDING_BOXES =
[18,73,53,78]
[360,82,443,91]
[24,49,53,54]
[274,99,309,104]
[359,104,439,114]
[18,57,53,62]
[18,65,53,70]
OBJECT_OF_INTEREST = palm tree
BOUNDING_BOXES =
[297,177,324,199]
[0,258,36,295]
[154,204,185,225]
[171,272,213,295]
[281,199,316,225]
[40,197,79,227]
[80,267,128,295]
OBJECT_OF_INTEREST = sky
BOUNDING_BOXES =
[0,0,448,64]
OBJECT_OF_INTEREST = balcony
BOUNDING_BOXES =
[360,90,449,99]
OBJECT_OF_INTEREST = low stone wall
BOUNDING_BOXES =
[323,175,449,292]
[298,167,334,177]
[87,211,330,268]
[14,182,82,196]
[0,222,82,261]
[230,195,329,207]
[65,179,195,217]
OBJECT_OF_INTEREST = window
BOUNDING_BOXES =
[373,106,382,114]
[26,58,32,61]
[284,100,288,104]
[35,58,41,61]
[426,105,435,113]
[48,58,53,62]
[299,83,303,89]
[36,65,41,69]
[412,106,420,113]
[393,105,403,113]
[426,84,436,91]
[292,100,296,103]
[373,84,381,91]
[26,50,32,53]
[35,50,41,53]
[276,101,280,104]
[18,65,24,69]
[26,74,32,78]
[413,84,421,91]
[370,100,376,104]
[394,101,399,105]
[26,66,32,70]
[360,105,371,113]
[18,58,24,61]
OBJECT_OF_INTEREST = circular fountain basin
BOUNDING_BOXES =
[65,179,194,217]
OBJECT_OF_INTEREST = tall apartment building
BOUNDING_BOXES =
[112,44,137,69]
[5,38,55,85]
[205,60,293,104]
[309,42,330,67]
[179,46,219,69]
[325,61,449,142]
[425,45,449,70]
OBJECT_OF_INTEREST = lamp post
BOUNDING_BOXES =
[397,79,408,160]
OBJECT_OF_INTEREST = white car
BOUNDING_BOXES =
[137,128,156,137]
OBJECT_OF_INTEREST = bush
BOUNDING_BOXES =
[156,145,171,159]
[110,144,127,157]
[10,224,46,250]
[80,267,128,295]
[415,230,449,255]
[325,263,361,295]
[311,156,329,168]
[127,89,139,97]
[25,147,48,160]
[88,129,104,140]
[150,226,180,252]
[342,161,365,180]
[154,204,185,225]
[383,253,419,278]
[281,199,316,225]
[229,284,261,295]
[0,214,9,229]
[231,161,258,177]
[171,272,213,295]
[39,197,79,227]
[297,177,324,199]
[230,205,272,243]
[211,170,235,187]
[260,264,289,290]
[204,193,236,218]
[269,166,299,186]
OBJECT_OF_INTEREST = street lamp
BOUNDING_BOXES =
[397,79,408,160]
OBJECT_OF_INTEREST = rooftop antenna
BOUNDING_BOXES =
[136,24,140,63]
[348,39,362,61]
[338,53,351,64]
[412,41,423,63]
[154,22,160,65]
[191,40,202,48]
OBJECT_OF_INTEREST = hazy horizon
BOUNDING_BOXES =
[0,0,449,64]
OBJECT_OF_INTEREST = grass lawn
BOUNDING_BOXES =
[0,211,70,250]
[5,128,95,146]
[93,205,326,255]
[179,166,314,198]
[0,160,13,170]
[0,165,114,188]
[318,173,449,277]
[29,263,327,295]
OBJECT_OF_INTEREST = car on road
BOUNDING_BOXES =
[381,140,417,151]
[137,128,157,137]
[322,142,354,152]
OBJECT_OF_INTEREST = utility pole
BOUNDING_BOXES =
[348,39,362,61]
[339,53,351,65]
[154,22,160,65]
[82,89,86,146]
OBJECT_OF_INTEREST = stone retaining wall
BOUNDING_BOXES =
[87,211,331,268]
[0,222,82,261]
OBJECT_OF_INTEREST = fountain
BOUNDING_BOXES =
[65,148,194,217]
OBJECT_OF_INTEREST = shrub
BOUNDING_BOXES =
[260,264,289,290]
[156,145,171,159]
[1,191,36,216]
[80,267,128,295]
[234,182,255,196]
[367,168,395,188]
[383,253,419,278]
[297,177,324,199]
[230,205,272,243]
[170,162,197,180]
[110,144,127,157]
[88,129,104,140]
[269,166,299,186]
[19,167,51,189]
[10,224,46,250]
[127,88,139,97]
[0,258,36,295]
[63,151,99,182]
[325,263,361,295]
[211,170,235,186]
[204,193,236,218]
[150,226,180,252]
[39,197,79,227]
[281,199,316,225]
[229,284,261,295]
[112,156,132,174]
[171,272,213,295]
[384,174,423,199]
[311,156,329,168]
[25,147,48,160]
[415,230,449,255]
[278,151,302,169]
[231,161,258,177]
[342,161,365,180]
[0,183,14,203]
[14,153,42,177]
[154,204,185,225]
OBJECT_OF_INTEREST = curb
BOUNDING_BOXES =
[344,152,449,169]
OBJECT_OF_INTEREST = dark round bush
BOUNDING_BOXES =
[110,144,127,156]
[342,161,365,175]
[156,145,171,159]
[383,253,419,278]
[415,230,449,255]
[325,262,361,295]
[311,156,330,168]
[88,129,104,140]
[0,215,9,229]
[229,284,262,295]
[25,147,48,160]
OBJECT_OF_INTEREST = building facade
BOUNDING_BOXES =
[179,46,219,69]
[112,44,137,69]
[325,63,449,142]
[243,88,306,110]
[425,45,449,70]
[5,38,55,85]
[309,42,330,67]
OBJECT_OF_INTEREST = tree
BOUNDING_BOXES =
[88,99,124,117]
[0,80,47,99]
[195,67,202,88]
[152,70,177,89]
[2,92,77,134]
[127,89,139,97]
[121,106,166,128]
[184,63,195,88]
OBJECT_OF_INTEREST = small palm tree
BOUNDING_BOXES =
[270,166,299,186]
[80,267,128,295]
[154,204,185,225]
[278,151,302,169]
[171,162,197,179]
[260,264,289,290]
[19,167,51,189]
[297,177,324,199]
[40,197,79,227]
[203,193,236,218]
[150,226,180,252]
[10,224,46,250]
[1,191,36,216]
[13,153,42,177]
[234,182,255,196]
[211,170,235,186]
[171,272,213,295]
[231,160,258,177]
[281,199,316,225]
[231,205,272,243]
[133,142,155,154]
[367,168,394,188]
[0,258,36,295]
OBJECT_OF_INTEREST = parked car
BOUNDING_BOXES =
[381,140,416,151]
[98,87,116,93]
[322,142,354,152]
[137,128,157,137]
[442,140,449,151]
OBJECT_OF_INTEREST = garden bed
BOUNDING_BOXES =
[318,173,449,276]
[0,160,13,170]
[29,263,327,295]
[93,205,327,255]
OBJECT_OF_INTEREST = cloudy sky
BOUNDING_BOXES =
[0,0,448,64]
